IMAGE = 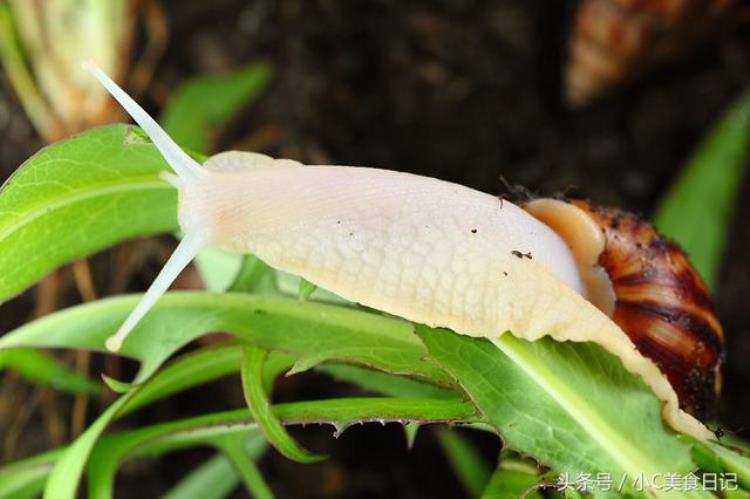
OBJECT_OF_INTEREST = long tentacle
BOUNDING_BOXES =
[105,230,209,352]
[83,59,205,181]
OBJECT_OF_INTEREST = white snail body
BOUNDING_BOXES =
[85,61,713,441]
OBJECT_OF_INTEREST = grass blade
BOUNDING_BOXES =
[692,440,750,490]
[160,63,272,154]
[481,469,543,499]
[215,436,275,499]
[0,348,100,394]
[161,453,241,499]
[655,91,750,288]
[44,391,136,499]
[0,450,62,499]
[436,428,492,497]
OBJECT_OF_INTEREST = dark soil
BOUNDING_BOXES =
[1,1,749,498]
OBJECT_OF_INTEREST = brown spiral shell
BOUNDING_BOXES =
[570,199,724,418]
[565,0,736,106]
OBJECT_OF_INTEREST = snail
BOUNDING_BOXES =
[565,0,736,106]
[84,61,722,441]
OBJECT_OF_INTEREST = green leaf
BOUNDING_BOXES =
[416,326,698,497]
[481,452,545,499]
[214,436,274,499]
[228,254,280,294]
[162,453,243,499]
[0,348,100,394]
[275,270,352,305]
[275,397,478,429]
[297,278,318,302]
[692,440,750,490]
[655,91,750,289]
[564,488,585,499]
[721,434,750,456]
[120,343,244,416]
[161,448,268,499]
[160,62,272,154]
[0,124,178,303]
[316,363,461,400]
[436,428,492,497]
[225,251,352,307]
[193,247,245,292]
[101,374,133,393]
[44,390,137,499]
[0,449,62,499]
[481,469,543,499]
[241,345,326,463]
[0,292,453,387]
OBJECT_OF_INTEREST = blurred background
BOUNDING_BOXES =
[0,0,748,497]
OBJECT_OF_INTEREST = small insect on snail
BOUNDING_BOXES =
[84,61,722,441]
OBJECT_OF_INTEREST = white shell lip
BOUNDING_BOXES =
[525,198,617,316]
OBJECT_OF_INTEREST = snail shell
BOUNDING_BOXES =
[565,0,736,106]
[526,198,724,419]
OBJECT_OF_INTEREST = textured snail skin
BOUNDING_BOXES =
[526,198,724,419]
[571,199,724,418]
[566,0,735,105]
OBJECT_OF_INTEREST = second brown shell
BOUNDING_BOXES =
[565,0,736,106]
